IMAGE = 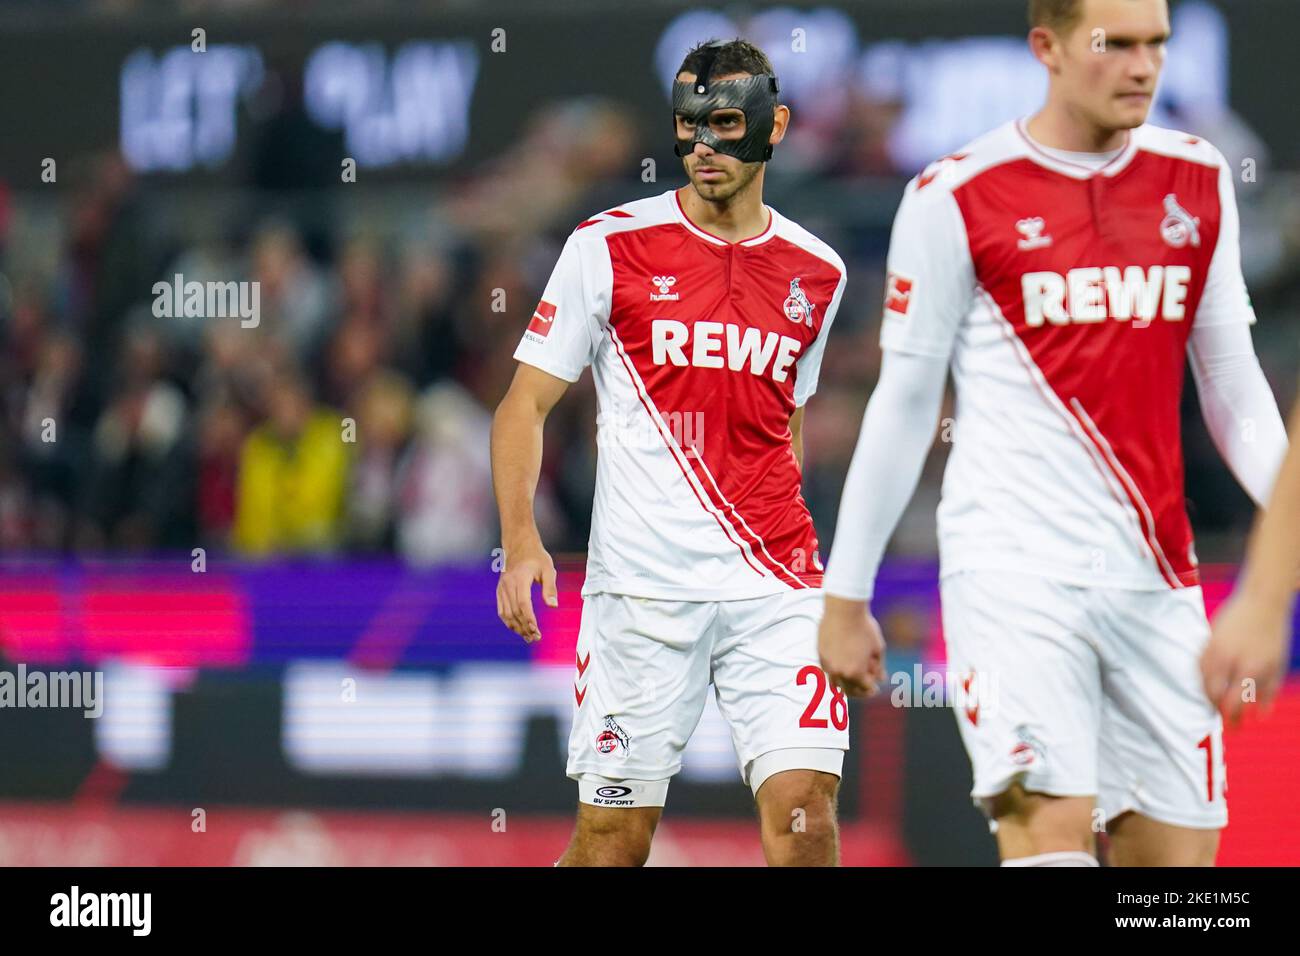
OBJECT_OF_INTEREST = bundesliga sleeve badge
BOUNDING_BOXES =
[885,271,914,318]
[527,299,557,339]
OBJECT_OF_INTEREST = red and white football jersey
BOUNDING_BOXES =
[514,188,847,600]
[883,120,1257,590]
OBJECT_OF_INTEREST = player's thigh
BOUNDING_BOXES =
[1106,811,1220,866]
[987,786,1097,858]
[571,801,663,842]
[558,801,664,866]
[1095,586,1226,851]
[567,593,716,795]
[710,589,848,798]
[753,765,841,830]
[940,571,1103,838]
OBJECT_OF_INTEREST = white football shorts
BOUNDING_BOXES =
[568,588,849,807]
[940,569,1227,831]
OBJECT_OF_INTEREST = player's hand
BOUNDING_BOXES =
[497,537,558,643]
[819,595,887,698]
[1201,589,1292,726]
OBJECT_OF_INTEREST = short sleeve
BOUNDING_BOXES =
[793,266,847,407]
[512,231,610,381]
[1195,149,1257,329]
[878,176,975,360]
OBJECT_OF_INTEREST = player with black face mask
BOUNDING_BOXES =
[493,38,854,867]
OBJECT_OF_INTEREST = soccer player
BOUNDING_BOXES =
[1205,395,1300,724]
[819,0,1289,867]
[492,39,850,866]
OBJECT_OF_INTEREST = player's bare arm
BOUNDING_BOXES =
[1204,396,1300,724]
[491,363,569,642]
[789,406,805,469]
[820,348,951,698]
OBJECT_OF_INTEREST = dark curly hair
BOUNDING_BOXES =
[676,38,776,83]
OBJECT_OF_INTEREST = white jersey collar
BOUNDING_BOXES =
[1014,118,1142,180]
[669,188,779,247]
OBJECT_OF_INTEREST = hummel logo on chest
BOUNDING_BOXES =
[1016,217,1052,251]
[650,275,679,301]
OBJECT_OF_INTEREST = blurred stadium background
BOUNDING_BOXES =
[0,0,1297,865]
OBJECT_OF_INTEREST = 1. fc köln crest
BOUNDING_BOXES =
[783,277,816,327]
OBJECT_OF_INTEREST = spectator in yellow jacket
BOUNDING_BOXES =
[232,371,352,555]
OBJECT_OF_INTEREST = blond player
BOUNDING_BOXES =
[819,0,1288,866]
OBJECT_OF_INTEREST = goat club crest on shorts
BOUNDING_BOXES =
[1010,725,1044,767]
[595,714,630,755]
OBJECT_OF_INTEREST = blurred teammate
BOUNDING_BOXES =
[1206,396,1300,723]
[492,39,849,866]
[820,0,1288,866]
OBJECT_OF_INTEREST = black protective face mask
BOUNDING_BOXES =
[672,49,780,164]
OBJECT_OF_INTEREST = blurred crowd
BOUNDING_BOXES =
[1,83,1298,568]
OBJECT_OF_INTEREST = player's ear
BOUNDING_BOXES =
[770,104,791,146]
[1028,26,1062,73]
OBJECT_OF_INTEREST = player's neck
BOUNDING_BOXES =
[1026,105,1130,154]
[676,181,770,244]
